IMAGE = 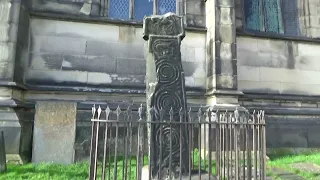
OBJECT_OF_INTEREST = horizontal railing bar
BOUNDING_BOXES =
[91,119,265,125]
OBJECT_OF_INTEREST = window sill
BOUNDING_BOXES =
[237,30,320,44]
[30,11,207,32]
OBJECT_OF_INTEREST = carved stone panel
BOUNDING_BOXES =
[144,13,189,179]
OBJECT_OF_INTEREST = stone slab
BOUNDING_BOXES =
[32,101,77,164]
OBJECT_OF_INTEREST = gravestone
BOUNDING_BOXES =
[143,13,217,180]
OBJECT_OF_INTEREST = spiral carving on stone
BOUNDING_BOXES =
[155,125,181,156]
[153,88,182,117]
[151,38,179,57]
[156,59,181,85]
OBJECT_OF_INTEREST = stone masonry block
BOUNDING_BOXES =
[31,18,120,42]
[215,24,235,43]
[260,67,320,85]
[31,36,86,55]
[29,53,63,70]
[181,46,195,62]
[216,7,234,25]
[0,2,11,23]
[33,101,77,164]
[216,0,234,7]
[216,58,237,75]
[216,74,236,89]
[238,66,260,81]
[298,43,320,56]
[238,80,281,93]
[186,0,205,16]
[26,70,88,86]
[116,58,145,75]
[237,37,258,52]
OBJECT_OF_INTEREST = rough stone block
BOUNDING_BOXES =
[298,43,320,56]
[216,74,236,89]
[26,70,88,86]
[116,58,145,75]
[182,32,206,49]
[216,7,234,25]
[186,0,205,16]
[238,80,281,94]
[0,2,11,23]
[31,19,120,42]
[32,101,77,164]
[31,35,86,54]
[181,46,195,62]
[186,14,206,27]
[194,47,205,62]
[0,108,33,163]
[238,66,260,81]
[215,24,235,43]
[216,58,237,75]
[87,72,112,85]
[29,53,63,70]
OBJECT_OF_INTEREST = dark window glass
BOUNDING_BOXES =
[135,0,153,20]
[158,0,176,15]
[281,0,299,36]
[244,0,300,36]
[109,0,130,20]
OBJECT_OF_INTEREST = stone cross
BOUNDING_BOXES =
[143,13,189,179]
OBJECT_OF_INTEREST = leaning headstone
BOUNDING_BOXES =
[143,13,217,180]
[32,101,77,164]
[0,131,7,173]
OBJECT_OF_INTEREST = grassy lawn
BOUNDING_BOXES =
[268,153,320,179]
[2,152,320,179]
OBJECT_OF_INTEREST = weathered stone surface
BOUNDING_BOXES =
[32,101,77,164]
[144,13,190,178]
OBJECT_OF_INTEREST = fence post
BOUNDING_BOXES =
[0,131,6,173]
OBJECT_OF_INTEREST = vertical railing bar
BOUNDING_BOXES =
[124,110,129,180]
[253,111,257,180]
[262,111,267,180]
[89,105,97,180]
[127,106,133,180]
[113,106,121,180]
[208,110,212,180]
[198,108,202,179]
[228,113,231,180]
[148,108,154,180]
[243,115,246,179]
[203,110,207,173]
[159,108,164,180]
[247,113,252,180]
[108,122,112,180]
[179,108,184,180]
[255,112,261,179]
[137,105,145,180]
[234,109,239,180]
[102,106,111,180]
[169,108,174,180]
[222,111,226,180]
[188,108,192,180]
[216,111,220,179]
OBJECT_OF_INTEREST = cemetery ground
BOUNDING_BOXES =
[1,151,320,180]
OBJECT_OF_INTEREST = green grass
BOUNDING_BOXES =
[267,153,320,179]
[3,151,320,180]
[0,149,215,180]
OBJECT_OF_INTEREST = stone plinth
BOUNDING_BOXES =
[32,101,77,164]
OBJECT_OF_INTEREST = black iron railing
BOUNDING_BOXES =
[89,105,266,180]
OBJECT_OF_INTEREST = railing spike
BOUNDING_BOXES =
[92,104,96,119]
[97,105,102,120]
[106,106,111,120]
[116,105,121,116]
